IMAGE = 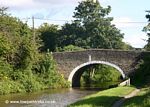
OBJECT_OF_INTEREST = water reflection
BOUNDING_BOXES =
[0,88,97,107]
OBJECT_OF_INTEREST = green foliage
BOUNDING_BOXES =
[0,33,11,56]
[81,64,121,88]
[0,60,13,80]
[0,80,25,95]
[122,87,150,107]
[0,8,33,68]
[58,0,130,50]
[58,23,86,48]
[14,37,35,69]
[0,13,31,37]
[37,52,55,74]
[16,1,132,51]
[0,50,69,95]
[34,52,70,89]
[130,54,150,87]
[37,23,59,52]
[19,74,42,92]
[57,45,84,52]
[0,8,69,95]
[92,65,121,82]
[143,11,150,51]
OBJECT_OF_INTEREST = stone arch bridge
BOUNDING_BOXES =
[52,49,150,87]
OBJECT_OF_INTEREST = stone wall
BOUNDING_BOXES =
[52,49,150,80]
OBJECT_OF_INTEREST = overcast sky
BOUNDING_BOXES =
[1,0,149,48]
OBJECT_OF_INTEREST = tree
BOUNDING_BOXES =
[58,22,87,48]
[143,11,150,51]
[81,64,121,88]
[0,7,70,94]
[37,23,59,52]
[59,0,126,49]
[0,7,8,16]
[0,7,33,65]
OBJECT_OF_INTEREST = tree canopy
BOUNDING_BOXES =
[57,0,128,50]
[37,23,59,52]
[143,11,150,51]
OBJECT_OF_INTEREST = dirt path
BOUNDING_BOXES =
[112,88,140,107]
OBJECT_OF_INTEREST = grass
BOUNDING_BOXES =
[122,87,150,107]
[68,86,135,107]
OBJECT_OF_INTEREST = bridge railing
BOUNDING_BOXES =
[119,78,130,86]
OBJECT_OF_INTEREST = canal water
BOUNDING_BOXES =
[0,88,98,107]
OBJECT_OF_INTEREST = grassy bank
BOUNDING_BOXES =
[120,54,150,107]
[122,87,150,107]
[69,86,135,107]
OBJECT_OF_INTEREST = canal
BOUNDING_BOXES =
[0,88,98,107]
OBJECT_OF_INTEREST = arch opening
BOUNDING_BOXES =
[68,61,126,87]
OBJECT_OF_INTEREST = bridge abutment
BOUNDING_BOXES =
[52,49,150,87]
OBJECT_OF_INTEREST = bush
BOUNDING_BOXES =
[56,45,84,52]
[0,51,70,95]
[33,52,70,89]
[0,60,13,80]
[130,55,150,87]
[21,78,42,92]
[0,80,25,95]
[0,12,70,95]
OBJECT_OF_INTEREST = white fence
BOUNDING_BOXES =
[119,78,130,86]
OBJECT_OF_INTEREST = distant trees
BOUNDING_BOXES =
[36,0,133,51]
[143,11,150,51]
[37,23,59,52]
[57,0,128,50]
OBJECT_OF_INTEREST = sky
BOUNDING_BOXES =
[0,0,149,48]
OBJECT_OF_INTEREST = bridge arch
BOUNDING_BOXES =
[68,61,126,87]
